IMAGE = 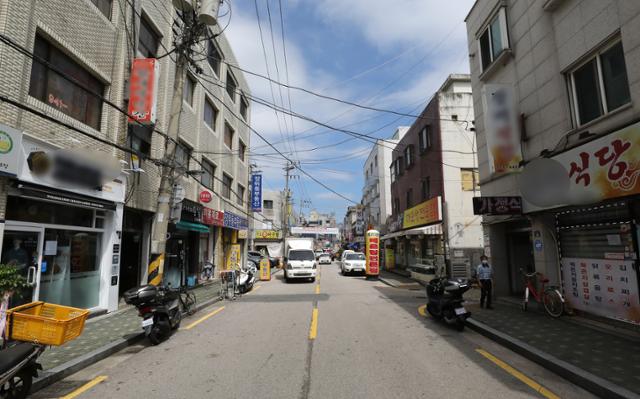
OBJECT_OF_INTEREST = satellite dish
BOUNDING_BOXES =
[172,0,193,12]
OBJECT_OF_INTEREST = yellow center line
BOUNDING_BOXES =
[60,375,107,399]
[182,306,225,330]
[309,307,319,340]
[315,284,320,294]
[418,304,427,317]
[475,349,561,399]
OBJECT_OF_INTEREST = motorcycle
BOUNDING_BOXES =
[123,284,182,345]
[426,273,471,331]
[236,261,257,294]
[0,342,43,399]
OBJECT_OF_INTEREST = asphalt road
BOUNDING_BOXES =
[33,263,597,399]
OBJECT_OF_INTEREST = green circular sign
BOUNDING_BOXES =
[0,131,13,154]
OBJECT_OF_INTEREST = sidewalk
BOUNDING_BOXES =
[379,270,423,290]
[466,300,640,399]
[33,280,224,391]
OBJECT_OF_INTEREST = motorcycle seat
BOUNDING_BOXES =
[0,343,37,374]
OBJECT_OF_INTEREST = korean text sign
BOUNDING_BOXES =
[561,257,639,324]
[366,230,380,276]
[251,174,262,212]
[403,196,442,229]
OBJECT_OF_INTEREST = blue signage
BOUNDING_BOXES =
[251,174,262,212]
[224,211,248,230]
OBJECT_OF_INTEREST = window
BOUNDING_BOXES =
[396,157,404,176]
[226,71,237,102]
[201,160,215,190]
[128,125,152,157]
[184,74,195,106]
[461,168,480,191]
[404,145,414,169]
[237,184,245,205]
[175,142,191,169]
[29,35,105,130]
[421,177,430,200]
[478,8,509,71]
[393,198,400,214]
[222,173,232,199]
[263,200,274,209]
[224,122,234,149]
[208,41,221,76]
[569,41,630,126]
[240,96,249,120]
[91,0,112,19]
[374,155,378,166]
[239,140,246,162]
[390,163,396,183]
[204,98,217,130]
[419,126,432,152]
[137,16,159,58]
[406,188,413,209]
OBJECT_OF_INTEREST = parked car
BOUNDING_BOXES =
[248,251,263,265]
[341,252,366,275]
[340,250,354,264]
[318,253,332,264]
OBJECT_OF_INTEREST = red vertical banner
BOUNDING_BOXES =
[128,58,159,125]
[366,230,380,277]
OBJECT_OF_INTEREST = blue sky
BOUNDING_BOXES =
[225,0,476,222]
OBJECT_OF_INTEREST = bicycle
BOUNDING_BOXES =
[177,286,197,316]
[200,261,215,281]
[521,269,564,318]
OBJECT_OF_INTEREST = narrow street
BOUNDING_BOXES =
[34,264,595,399]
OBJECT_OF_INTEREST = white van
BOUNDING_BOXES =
[284,249,317,283]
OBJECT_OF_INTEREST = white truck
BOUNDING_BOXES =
[284,237,316,283]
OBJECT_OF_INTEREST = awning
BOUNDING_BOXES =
[175,220,210,233]
[381,223,443,241]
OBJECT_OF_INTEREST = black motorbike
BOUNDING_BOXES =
[0,342,43,398]
[124,285,182,345]
[426,276,471,331]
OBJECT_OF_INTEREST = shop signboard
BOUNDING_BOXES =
[561,257,640,325]
[365,230,380,277]
[522,121,640,211]
[202,207,224,226]
[259,258,271,281]
[250,174,262,212]
[255,230,279,240]
[482,84,523,174]
[0,123,22,177]
[181,199,202,223]
[199,190,212,203]
[290,226,340,235]
[225,243,241,270]
[223,211,248,230]
[403,196,442,229]
[128,58,159,125]
[473,196,522,215]
[238,230,248,239]
[384,244,395,270]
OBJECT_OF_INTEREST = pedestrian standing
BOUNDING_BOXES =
[477,255,493,309]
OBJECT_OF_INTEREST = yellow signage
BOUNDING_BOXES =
[255,230,279,240]
[385,248,395,270]
[365,230,380,276]
[225,244,241,270]
[238,230,248,239]
[259,258,271,281]
[403,196,442,229]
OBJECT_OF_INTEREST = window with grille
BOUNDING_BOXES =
[222,173,232,199]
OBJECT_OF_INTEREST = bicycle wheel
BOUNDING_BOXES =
[542,289,563,318]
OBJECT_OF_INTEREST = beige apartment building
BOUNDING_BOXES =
[0,0,251,314]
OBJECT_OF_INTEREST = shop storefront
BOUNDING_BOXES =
[119,208,152,296]
[0,127,125,313]
[253,229,282,261]
[222,211,248,270]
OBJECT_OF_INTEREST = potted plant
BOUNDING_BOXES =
[0,264,29,339]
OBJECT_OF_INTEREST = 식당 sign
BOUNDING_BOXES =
[482,84,523,174]
[402,196,442,229]
[250,174,262,212]
[473,196,522,215]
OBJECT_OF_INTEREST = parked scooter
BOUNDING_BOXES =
[236,261,257,294]
[426,271,471,331]
[124,284,182,345]
[0,343,43,398]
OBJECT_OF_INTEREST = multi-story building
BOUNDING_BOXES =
[342,204,365,248]
[0,0,250,313]
[362,127,408,234]
[383,74,483,280]
[251,190,284,258]
[465,0,640,324]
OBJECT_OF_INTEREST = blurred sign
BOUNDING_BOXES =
[250,174,262,212]
[365,230,380,277]
[0,123,22,177]
[172,184,185,204]
[225,244,241,269]
[482,84,523,174]
[238,230,248,239]
[473,196,522,215]
[384,248,395,270]
[128,58,159,125]
[202,208,223,226]
[223,211,248,230]
[255,230,279,240]
[403,196,442,229]
[199,190,212,203]
[259,258,271,281]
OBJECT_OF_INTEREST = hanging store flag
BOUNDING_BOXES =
[482,84,523,174]
[250,174,263,212]
[128,58,160,125]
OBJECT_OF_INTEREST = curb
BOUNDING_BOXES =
[32,291,224,394]
[466,318,640,399]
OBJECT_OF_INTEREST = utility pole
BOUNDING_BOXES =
[282,161,294,238]
[147,2,218,285]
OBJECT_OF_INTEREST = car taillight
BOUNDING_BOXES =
[139,306,152,316]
